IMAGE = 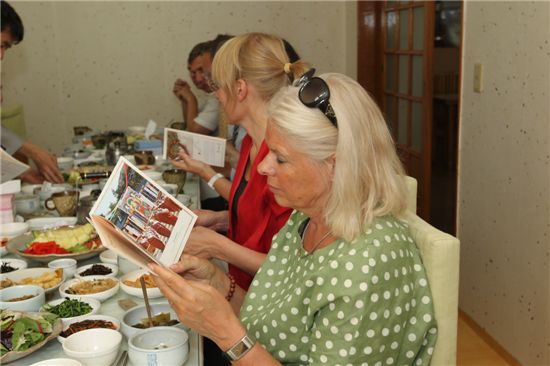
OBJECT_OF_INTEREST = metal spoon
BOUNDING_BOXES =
[140,275,154,328]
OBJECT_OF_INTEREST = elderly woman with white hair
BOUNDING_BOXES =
[151,71,438,365]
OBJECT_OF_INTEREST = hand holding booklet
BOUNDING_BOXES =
[163,128,226,167]
[89,157,197,270]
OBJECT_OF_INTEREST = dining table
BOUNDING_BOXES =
[2,172,205,366]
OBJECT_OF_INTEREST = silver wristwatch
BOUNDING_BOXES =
[223,334,256,361]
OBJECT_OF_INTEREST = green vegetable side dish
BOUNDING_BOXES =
[0,310,59,356]
[42,298,93,318]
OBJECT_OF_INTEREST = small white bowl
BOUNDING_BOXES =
[48,258,77,280]
[142,170,162,181]
[99,249,117,265]
[41,297,100,327]
[0,258,28,272]
[0,222,29,239]
[120,269,162,299]
[59,276,119,302]
[75,263,118,279]
[26,217,78,231]
[14,194,40,215]
[57,157,75,171]
[121,302,183,340]
[58,314,120,344]
[128,126,146,134]
[29,358,84,366]
[128,327,189,366]
[117,255,140,275]
[62,328,122,366]
[2,267,63,294]
[0,285,45,312]
[21,184,42,195]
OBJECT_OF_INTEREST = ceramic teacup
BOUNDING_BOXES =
[48,258,77,280]
[45,191,79,216]
[14,194,40,216]
[162,169,186,194]
[37,185,68,201]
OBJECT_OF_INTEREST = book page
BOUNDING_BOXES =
[89,157,197,267]
[1,149,29,183]
[163,128,226,167]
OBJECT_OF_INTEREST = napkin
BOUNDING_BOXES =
[144,119,157,140]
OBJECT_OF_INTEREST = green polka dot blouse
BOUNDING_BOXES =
[239,210,438,365]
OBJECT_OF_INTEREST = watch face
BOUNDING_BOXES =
[225,335,254,361]
[233,342,248,357]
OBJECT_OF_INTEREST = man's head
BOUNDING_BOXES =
[187,41,213,93]
[187,35,233,93]
[1,0,24,60]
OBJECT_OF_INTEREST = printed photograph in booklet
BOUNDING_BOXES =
[89,157,197,267]
[163,127,226,167]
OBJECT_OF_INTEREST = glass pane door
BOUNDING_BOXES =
[382,1,434,217]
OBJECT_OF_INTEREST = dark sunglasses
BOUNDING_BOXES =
[294,68,338,128]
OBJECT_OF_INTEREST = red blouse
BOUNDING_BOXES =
[227,135,292,290]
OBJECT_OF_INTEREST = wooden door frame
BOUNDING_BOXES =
[357,1,434,219]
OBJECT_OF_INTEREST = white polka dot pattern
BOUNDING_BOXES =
[240,211,437,365]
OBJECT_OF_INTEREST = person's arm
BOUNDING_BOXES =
[184,226,266,276]
[173,79,212,135]
[171,150,232,200]
[17,142,63,183]
[150,261,283,366]
[18,168,46,184]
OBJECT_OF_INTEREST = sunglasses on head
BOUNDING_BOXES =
[294,68,338,128]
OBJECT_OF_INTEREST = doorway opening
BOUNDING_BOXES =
[430,1,461,235]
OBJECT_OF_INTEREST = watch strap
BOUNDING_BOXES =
[223,334,256,361]
[207,173,224,189]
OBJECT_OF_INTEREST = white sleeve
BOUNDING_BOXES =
[194,94,220,133]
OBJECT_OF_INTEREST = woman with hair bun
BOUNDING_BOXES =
[172,33,309,290]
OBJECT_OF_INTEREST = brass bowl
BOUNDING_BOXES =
[162,169,186,194]
[134,151,155,165]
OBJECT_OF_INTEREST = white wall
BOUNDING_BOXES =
[1,1,356,154]
[458,1,550,363]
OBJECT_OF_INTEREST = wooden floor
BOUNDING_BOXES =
[457,313,518,366]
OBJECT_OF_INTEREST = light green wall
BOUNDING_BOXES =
[458,1,550,363]
[1,1,356,154]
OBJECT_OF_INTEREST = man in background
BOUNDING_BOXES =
[172,34,235,137]
[172,34,243,211]
[1,0,63,183]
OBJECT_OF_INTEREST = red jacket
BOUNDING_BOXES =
[227,135,292,290]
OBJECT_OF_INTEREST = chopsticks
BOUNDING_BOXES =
[113,350,128,366]
[140,275,154,328]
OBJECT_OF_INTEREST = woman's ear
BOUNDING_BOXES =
[236,79,248,102]
[326,154,336,179]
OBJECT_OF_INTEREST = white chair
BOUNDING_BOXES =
[402,176,460,365]
[404,175,418,213]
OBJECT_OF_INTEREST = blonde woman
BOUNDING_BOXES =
[173,33,309,290]
[152,72,437,365]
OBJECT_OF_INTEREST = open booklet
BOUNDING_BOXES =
[163,127,226,167]
[1,148,29,183]
[89,157,197,268]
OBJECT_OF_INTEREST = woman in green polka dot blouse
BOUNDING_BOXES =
[151,72,438,365]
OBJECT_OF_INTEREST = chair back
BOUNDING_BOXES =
[404,175,418,213]
[403,210,460,365]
